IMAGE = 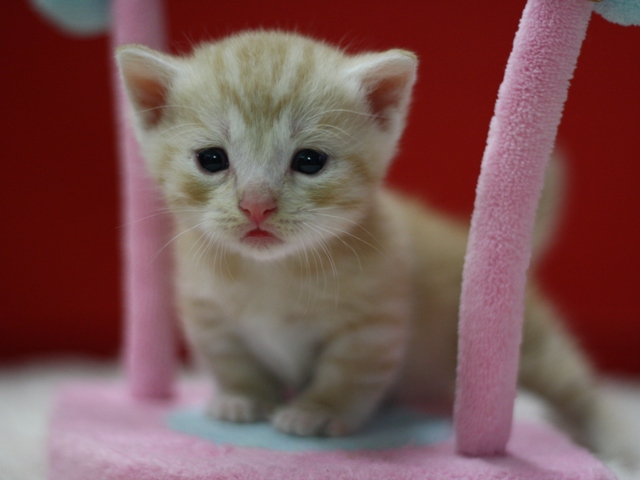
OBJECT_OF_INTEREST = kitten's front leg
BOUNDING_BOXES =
[206,342,281,423]
[185,318,281,423]
[272,316,407,437]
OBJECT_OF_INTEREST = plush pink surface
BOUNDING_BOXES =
[111,0,177,399]
[48,383,615,480]
[455,0,593,456]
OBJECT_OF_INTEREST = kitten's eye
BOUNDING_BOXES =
[196,147,229,173]
[291,149,327,175]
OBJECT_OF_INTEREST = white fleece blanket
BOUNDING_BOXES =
[0,359,639,480]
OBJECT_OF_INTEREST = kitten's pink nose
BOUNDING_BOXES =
[239,195,277,225]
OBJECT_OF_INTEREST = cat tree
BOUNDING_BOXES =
[45,0,639,478]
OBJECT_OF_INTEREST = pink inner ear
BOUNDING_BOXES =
[130,75,168,127]
[364,74,406,130]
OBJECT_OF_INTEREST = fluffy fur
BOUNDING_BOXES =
[116,31,631,462]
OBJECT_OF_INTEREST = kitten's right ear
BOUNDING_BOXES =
[116,45,181,129]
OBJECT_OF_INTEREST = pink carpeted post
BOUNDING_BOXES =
[111,0,176,399]
[454,0,593,456]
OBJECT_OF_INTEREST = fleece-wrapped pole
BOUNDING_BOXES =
[111,0,176,399]
[454,0,593,456]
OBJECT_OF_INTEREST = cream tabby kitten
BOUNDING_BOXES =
[116,31,628,460]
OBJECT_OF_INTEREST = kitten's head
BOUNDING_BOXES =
[117,31,417,261]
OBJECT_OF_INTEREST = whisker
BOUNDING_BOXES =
[192,230,214,272]
[304,108,389,123]
[118,207,202,229]
[163,124,208,143]
[212,233,223,280]
[305,237,325,305]
[294,236,316,314]
[158,122,203,135]
[293,249,305,307]
[138,103,212,119]
[310,223,363,273]
[312,212,384,253]
[221,241,237,283]
[314,123,359,144]
[149,221,203,265]
[307,228,339,309]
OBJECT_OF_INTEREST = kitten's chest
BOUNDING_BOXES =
[226,269,330,387]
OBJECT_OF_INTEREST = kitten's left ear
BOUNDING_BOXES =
[349,50,418,131]
[116,45,182,129]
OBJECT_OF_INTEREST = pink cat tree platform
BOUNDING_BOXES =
[50,384,609,480]
[47,0,638,478]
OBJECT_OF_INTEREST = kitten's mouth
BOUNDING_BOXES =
[242,228,282,247]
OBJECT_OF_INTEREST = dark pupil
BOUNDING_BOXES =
[197,147,229,173]
[292,149,327,175]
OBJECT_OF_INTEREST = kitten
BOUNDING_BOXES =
[116,30,628,459]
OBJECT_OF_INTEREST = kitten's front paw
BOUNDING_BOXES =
[271,402,356,437]
[207,392,275,423]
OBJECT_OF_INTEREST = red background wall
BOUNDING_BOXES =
[1,1,639,374]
